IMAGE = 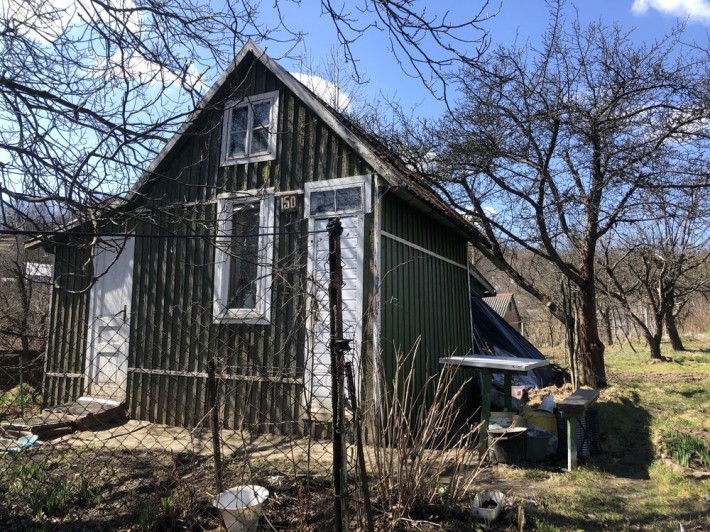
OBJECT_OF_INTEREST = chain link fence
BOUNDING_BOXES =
[0,219,483,530]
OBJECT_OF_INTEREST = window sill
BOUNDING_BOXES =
[213,314,271,326]
[221,151,277,166]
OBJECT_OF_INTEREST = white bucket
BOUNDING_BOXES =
[213,485,269,532]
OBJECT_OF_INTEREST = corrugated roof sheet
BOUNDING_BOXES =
[482,293,514,318]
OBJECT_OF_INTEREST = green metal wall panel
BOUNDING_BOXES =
[381,193,467,265]
[379,193,475,421]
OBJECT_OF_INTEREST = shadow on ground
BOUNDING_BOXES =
[590,395,653,480]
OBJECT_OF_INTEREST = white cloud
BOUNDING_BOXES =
[290,73,352,112]
[632,0,710,23]
[98,51,204,91]
[2,0,142,42]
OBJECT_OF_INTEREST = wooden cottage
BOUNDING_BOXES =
[40,41,488,432]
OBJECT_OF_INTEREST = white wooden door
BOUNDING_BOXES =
[306,215,363,420]
[86,237,134,401]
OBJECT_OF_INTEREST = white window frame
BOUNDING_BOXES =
[304,175,372,216]
[221,90,279,165]
[213,189,275,324]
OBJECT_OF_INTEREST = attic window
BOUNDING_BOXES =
[222,91,279,164]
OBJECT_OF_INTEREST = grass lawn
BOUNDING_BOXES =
[485,337,710,531]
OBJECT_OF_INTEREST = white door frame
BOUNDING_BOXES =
[304,175,371,419]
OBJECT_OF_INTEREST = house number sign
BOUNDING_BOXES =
[280,194,299,213]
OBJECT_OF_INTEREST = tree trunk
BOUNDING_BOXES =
[601,307,613,346]
[663,288,684,351]
[647,333,663,360]
[665,312,684,351]
[577,278,607,388]
[647,311,665,360]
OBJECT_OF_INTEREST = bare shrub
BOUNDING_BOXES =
[368,340,483,527]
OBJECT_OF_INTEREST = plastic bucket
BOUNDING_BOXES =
[487,427,527,464]
[526,430,551,461]
[471,490,505,521]
[213,485,269,532]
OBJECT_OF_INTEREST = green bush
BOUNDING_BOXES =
[0,384,36,407]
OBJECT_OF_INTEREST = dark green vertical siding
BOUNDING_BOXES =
[213,58,374,195]
[43,241,91,406]
[379,194,474,418]
[43,51,376,432]
[42,51,375,431]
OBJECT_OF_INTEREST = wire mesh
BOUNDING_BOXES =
[0,221,364,530]
[0,219,484,530]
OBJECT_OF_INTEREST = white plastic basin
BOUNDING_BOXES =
[213,485,269,532]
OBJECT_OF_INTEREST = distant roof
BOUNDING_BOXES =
[25,262,53,279]
[482,293,515,318]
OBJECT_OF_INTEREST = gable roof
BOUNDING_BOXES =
[482,293,518,319]
[126,40,487,245]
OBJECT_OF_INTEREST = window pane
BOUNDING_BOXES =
[251,127,269,153]
[229,107,248,157]
[310,190,335,214]
[252,101,271,128]
[229,205,260,309]
[336,187,362,211]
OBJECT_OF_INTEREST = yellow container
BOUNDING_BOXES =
[523,410,556,435]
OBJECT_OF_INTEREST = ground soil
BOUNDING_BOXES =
[0,442,486,531]
[1,364,708,530]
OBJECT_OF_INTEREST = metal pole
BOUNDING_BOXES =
[327,217,348,532]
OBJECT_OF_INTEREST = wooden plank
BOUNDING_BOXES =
[235,327,247,428]
[559,388,599,416]
[257,327,269,433]
[303,108,315,184]
[289,96,302,191]
[314,121,326,181]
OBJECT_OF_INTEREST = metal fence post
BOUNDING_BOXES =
[327,217,349,532]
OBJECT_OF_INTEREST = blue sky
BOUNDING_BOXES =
[265,0,710,118]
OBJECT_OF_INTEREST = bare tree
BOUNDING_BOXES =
[0,204,53,354]
[0,207,52,391]
[0,236,50,347]
[599,188,710,359]
[428,5,710,387]
[1,0,495,235]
